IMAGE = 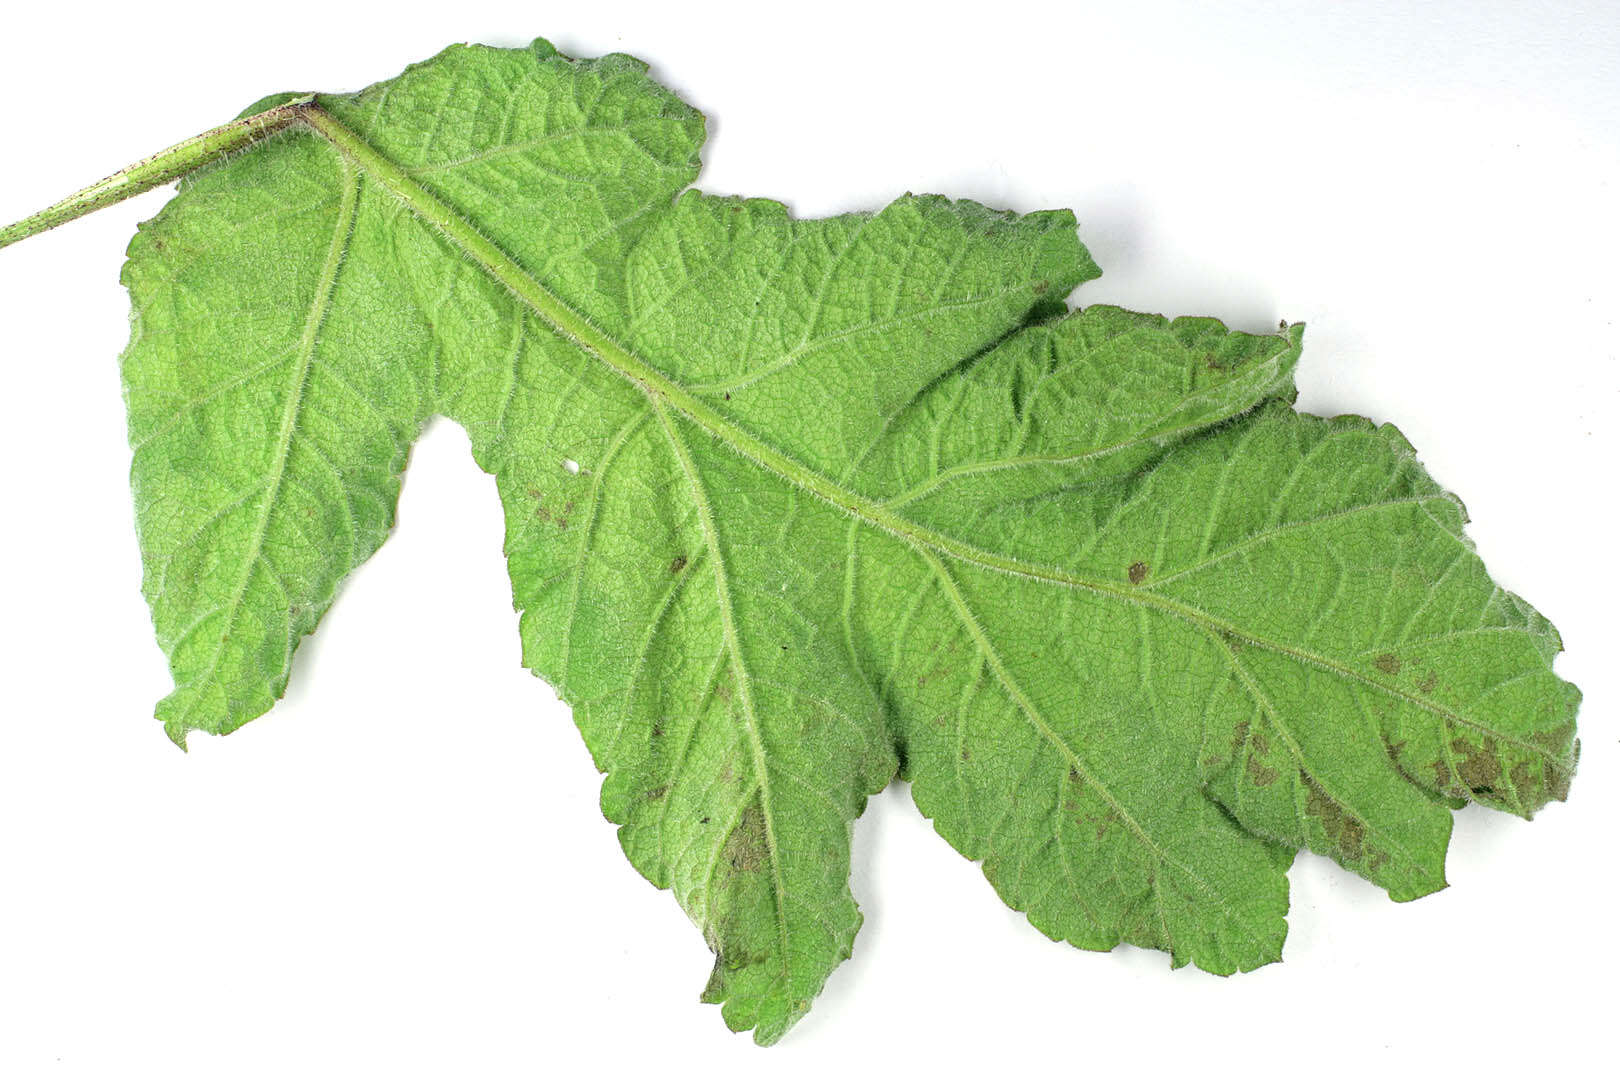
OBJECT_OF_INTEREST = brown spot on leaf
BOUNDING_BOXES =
[1509,760,1537,801]
[1431,757,1458,795]
[1090,808,1119,841]
[1246,756,1278,787]
[1416,670,1438,694]
[1341,818,1366,861]
[1529,721,1577,756]
[1451,736,1502,793]
[1229,719,1250,756]
[1127,561,1149,585]
[1547,758,1574,801]
[645,784,669,801]
[1304,773,1365,862]
[669,554,688,574]
[1374,653,1402,675]
[724,803,769,872]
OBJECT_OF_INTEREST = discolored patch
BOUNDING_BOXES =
[724,802,769,872]
[1530,721,1577,757]
[915,660,953,688]
[1374,653,1401,675]
[1431,757,1459,796]
[1089,807,1119,840]
[669,554,688,574]
[1228,719,1250,756]
[1304,772,1366,862]
[1509,760,1537,802]
[1128,561,1149,585]
[1451,736,1502,793]
[1547,757,1575,801]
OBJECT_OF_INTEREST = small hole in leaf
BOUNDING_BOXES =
[562,458,580,475]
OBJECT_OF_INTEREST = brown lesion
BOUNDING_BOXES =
[1430,756,1461,798]
[1127,561,1149,585]
[723,802,769,872]
[1243,725,1279,786]
[1228,719,1250,756]
[1303,772,1366,863]
[1433,727,1576,812]
[915,660,953,688]
[1451,736,1502,794]
[1246,755,1279,787]
[1374,653,1401,675]
[1088,807,1120,841]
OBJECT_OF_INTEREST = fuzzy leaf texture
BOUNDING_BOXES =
[114,39,1578,1044]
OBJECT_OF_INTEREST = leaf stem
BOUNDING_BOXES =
[0,96,315,252]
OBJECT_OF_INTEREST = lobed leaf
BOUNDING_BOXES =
[114,38,1578,1043]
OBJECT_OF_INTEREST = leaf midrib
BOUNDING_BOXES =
[294,104,1558,769]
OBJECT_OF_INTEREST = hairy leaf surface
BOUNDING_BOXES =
[114,38,1579,1043]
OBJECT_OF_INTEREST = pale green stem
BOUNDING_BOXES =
[0,96,315,252]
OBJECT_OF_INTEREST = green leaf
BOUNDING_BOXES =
[103,39,1579,1043]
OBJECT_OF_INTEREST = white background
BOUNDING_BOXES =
[1,1,1615,1075]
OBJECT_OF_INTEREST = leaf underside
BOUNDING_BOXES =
[118,38,1579,1044]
